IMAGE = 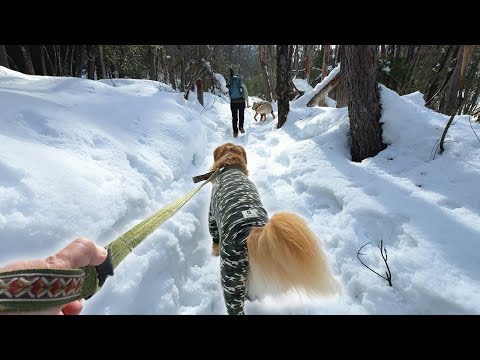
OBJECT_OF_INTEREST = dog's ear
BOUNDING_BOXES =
[213,146,222,162]
[239,145,247,164]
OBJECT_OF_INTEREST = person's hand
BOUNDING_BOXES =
[0,238,107,315]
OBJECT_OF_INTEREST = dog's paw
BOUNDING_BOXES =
[212,243,220,256]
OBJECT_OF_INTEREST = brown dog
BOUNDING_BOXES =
[207,143,338,314]
[252,101,275,122]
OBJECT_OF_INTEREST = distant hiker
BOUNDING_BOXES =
[226,68,249,138]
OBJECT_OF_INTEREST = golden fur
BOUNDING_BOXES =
[210,143,338,301]
[210,142,248,176]
[247,213,338,298]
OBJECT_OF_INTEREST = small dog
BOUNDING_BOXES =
[207,143,338,315]
[252,101,275,122]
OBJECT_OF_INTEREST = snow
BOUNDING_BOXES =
[214,73,229,94]
[292,78,314,92]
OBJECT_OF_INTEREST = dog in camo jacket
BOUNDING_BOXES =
[207,143,338,315]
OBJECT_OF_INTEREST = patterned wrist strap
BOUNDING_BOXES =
[0,267,99,312]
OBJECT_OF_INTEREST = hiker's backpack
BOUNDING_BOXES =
[229,75,244,99]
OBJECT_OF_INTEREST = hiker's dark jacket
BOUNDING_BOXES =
[208,166,268,315]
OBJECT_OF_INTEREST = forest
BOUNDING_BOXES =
[1,44,478,161]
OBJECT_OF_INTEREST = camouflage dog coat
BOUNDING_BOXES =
[208,166,269,315]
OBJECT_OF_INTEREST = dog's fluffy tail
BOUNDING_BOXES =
[246,212,338,298]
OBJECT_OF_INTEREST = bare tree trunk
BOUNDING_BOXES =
[184,57,206,101]
[293,45,299,73]
[343,45,386,162]
[69,45,76,76]
[7,55,18,71]
[98,45,106,79]
[464,57,480,114]
[0,45,9,68]
[380,45,386,56]
[64,46,71,76]
[405,45,414,62]
[196,79,204,106]
[334,45,339,64]
[276,45,292,129]
[55,45,63,76]
[236,45,242,68]
[395,45,402,58]
[148,45,156,81]
[228,45,234,64]
[259,45,272,102]
[59,46,64,75]
[465,79,480,114]
[336,46,348,108]
[155,47,163,81]
[267,45,277,100]
[401,45,420,92]
[304,45,313,83]
[39,46,47,75]
[460,45,474,88]
[52,45,58,75]
[87,45,96,80]
[160,46,168,83]
[425,45,459,107]
[77,45,86,77]
[20,45,35,75]
[177,46,185,92]
[321,45,330,80]
[44,46,56,76]
[166,46,176,90]
[65,45,75,76]
[180,59,185,92]
[444,45,474,115]
[388,45,395,56]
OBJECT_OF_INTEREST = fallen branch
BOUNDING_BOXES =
[357,240,392,286]
[307,70,341,107]
[200,91,220,114]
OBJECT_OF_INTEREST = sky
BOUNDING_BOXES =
[0,66,479,315]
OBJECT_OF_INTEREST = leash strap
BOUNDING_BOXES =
[0,169,219,312]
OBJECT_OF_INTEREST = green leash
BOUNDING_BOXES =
[0,169,218,312]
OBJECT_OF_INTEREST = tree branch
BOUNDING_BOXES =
[43,45,55,76]
[439,97,464,154]
[200,91,220,114]
[357,241,393,286]
[6,53,18,71]
[378,240,392,286]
